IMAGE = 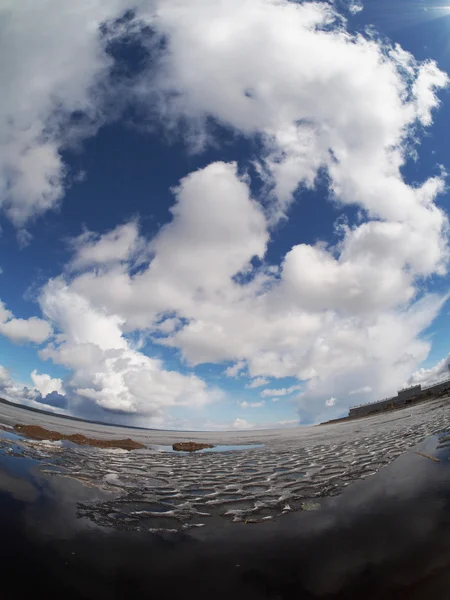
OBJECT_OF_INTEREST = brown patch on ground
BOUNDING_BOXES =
[13,424,145,451]
[172,441,214,452]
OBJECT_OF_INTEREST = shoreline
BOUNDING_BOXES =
[0,394,448,449]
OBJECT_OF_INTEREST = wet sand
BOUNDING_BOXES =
[0,396,449,528]
[0,422,449,598]
[1,397,450,598]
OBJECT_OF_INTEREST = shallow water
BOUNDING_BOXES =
[3,399,450,529]
[1,400,450,598]
[0,429,449,598]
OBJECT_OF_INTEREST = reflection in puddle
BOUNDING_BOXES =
[0,429,21,442]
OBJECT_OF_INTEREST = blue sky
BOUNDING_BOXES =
[2,0,450,430]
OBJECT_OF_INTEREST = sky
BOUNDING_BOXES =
[2,0,450,430]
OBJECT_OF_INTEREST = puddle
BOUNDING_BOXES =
[243,485,268,493]
[0,429,23,442]
[151,444,264,453]
[416,432,450,463]
[185,488,215,496]
[285,471,307,480]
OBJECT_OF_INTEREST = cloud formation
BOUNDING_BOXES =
[30,370,64,398]
[39,278,222,417]
[0,301,52,344]
[408,353,450,386]
[1,0,449,426]
[0,364,66,413]
[0,0,134,227]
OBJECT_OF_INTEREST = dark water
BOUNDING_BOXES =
[1,434,450,599]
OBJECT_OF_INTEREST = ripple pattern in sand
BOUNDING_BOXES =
[1,401,450,532]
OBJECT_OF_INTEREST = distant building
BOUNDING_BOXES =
[348,377,450,419]
[349,384,422,419]
[397,385,422,402]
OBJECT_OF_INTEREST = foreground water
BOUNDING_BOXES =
[1,398,450,598]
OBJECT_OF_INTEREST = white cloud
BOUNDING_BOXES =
[131,0,448,419]
[325,397,337,407]
[56,153,448,422]
[349,385,372,396]
[413,60,448,127]
[30,370,64,398]
[140,0,448,219]
[155,317,181,334]
[3,0,447,425]
[408,352,450,386]
[0,300,52,344]
[0,364,66,413]
[260,385,301,398]
[39,279,222,417]
[0,0,133,226]
[246,377,269,388]
[0,365,37,402]
[239,400,265,409]
[271,398,280,403]
[224,360,247,378]
[69,222,147,270]
[347,1,363,15]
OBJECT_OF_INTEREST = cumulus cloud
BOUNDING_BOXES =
[0,0,135,227]
[72,0,447,420]
[68,221,147,270]
[0,364,66,413]
[139,0,448,218]
[3,0,448,425]
[39,279,222,418]
[53,151,448,422]
[408,352,450,386]
[224,360,247,378]
[30,370,64,398]
[325,397,337,407]
[0,300,52,344]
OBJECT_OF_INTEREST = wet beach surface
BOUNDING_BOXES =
[1,398,450,598]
